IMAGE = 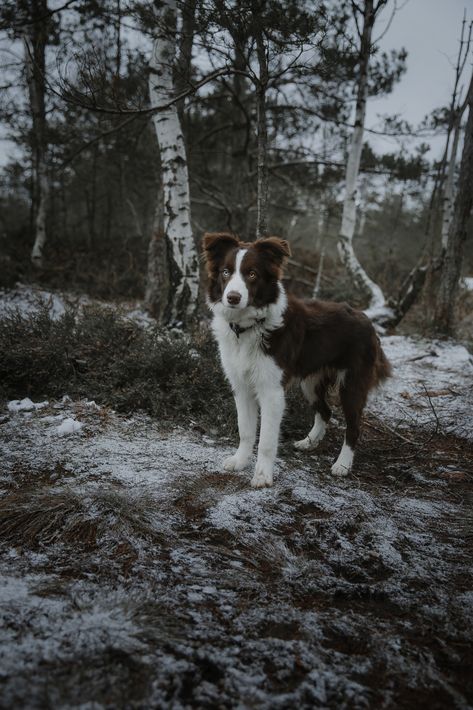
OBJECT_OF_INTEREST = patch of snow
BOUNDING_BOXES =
[7,398,48,412]
[56,418,83,436]
[0,284,72,319]
[462,276,473,291]
[123,306,156,328]
[0,283,157,328]
[40,414,64,423]
[369,335,473,440]
[85,400,100,410]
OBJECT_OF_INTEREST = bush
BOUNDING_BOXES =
[0,305,314,440]
[0,306,236,433]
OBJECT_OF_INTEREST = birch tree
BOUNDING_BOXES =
[229,32,251,238]
[337,0,389,315]
[435,74,473,334]
[23,0,50,267]
[440,17,472,252]
[147,0,199,325]
[255,23,269,238]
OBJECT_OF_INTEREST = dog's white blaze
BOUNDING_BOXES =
[223,248,248,308]
[331,438,354,476]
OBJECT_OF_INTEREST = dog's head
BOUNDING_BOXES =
[202,232,291,310]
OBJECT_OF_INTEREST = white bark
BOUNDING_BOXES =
[436,81,473,333]
[337,0,386,312]
[312,246,325,299]
[441,87,471,251]
[148,0,199,324]
[24,25,49,268]
[441,120,461,251]
[357,177,368,238]
[255,31,269,238]
[30,171,48,265]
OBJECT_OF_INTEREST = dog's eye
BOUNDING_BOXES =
[222,268,230,279]
[248,270,257,280]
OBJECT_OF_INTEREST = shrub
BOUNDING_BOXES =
[0,305,313,439]
[0,306,236,434]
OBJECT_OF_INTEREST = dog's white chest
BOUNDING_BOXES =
[212,317,282,390]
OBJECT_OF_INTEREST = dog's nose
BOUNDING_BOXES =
[227,291,241,306]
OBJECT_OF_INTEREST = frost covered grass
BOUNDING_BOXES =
[1,398,473,708]
[1,289,473,707]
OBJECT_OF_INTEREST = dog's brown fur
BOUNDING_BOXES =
[203,232,391,464]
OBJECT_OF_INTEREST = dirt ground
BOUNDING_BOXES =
[1,391,473,710]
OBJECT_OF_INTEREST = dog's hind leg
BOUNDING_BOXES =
[223,385,258,472]
[331,373,366,476]
[294,374,331,451]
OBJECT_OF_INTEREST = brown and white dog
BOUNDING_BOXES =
[203,232,391,488]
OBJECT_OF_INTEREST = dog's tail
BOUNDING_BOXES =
[373,335,392,387]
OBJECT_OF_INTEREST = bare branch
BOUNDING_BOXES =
[49,65,252,116]
[0,0,80,32]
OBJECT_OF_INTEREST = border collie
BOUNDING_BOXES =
[203,232,391,488]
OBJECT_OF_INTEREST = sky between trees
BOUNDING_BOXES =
[0,0,468,166]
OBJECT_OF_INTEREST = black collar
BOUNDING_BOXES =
[229,318,266,338]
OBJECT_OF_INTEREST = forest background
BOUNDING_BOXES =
[0,0,472,338]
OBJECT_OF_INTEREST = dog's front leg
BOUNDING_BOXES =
[223,386,258,472]
[251,385,285,488]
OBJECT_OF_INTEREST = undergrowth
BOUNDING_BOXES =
[0,306,236,432]
[0,305,311,437]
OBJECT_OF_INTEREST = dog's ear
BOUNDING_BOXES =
[254,237,291,271]
[202,232,240,274]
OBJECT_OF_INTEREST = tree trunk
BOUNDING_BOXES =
[255,30,269,239]
[337,0,386,313]
[145,176,169,318]
[23,0,49,267]
[230,38,251,237]
[441,116,462,251]
[313,246,325,299]
[175,0,196,122]
[148,0,199,325]
[435,80,473,335]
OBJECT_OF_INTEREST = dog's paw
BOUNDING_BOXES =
[294,436,319,451]
[330,444,354,477]
[330,460,351,477]
[223,454,249,472]
[250,462,273,488]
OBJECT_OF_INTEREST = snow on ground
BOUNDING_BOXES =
[1,286,473,707]
[0,282,155,326]
[370,335,473,441]
[1,364,473,707]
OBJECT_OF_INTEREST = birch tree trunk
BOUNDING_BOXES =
[175,0,196,121]
[435,79,473,334]
[255,30,269,239]
[230,38,251,238]
[147,0,199,325]
[23,0,50,267]
[440,76,473,251]
[313,202,327,298]
[441,119,462,251]
[313,247,325,299]
[337,0,386,313]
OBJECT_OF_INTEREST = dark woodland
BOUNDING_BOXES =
[0,1,472,708]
